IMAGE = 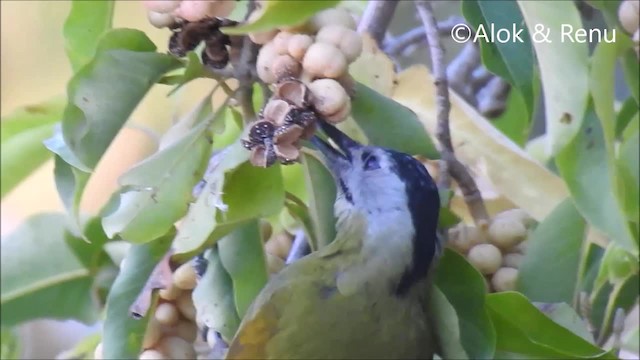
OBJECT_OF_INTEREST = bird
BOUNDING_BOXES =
[225,120,441,359]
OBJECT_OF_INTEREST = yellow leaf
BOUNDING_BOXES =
[393,66,568,221]
[349,34,396,96]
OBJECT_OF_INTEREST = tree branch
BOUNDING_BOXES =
[415,0,490,224]
[384,16,466,56]
[357,0,399,47]
[233,36,260,124]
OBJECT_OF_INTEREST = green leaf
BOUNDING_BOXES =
[486,292,609,358]
[518,198,586,304]
[430,287,469,359]
[192,247,241,343]
[615,98,639,139]
[556,106,637,255]
[1,97,65,198]
[533,302,594,343]
[47,29,181,225]
[101,97,217,243]
[594,274,639,344]
[63,0,114,71]
[620,48,639,103]
[0,213,99,326]
[301,152,337,249]
[167,51,209,96]
[218,220,269,318]
[0,327,21,360]
[518,0,589,155]
[351,82,439,159]
[173,141,285,257]
[462,0,535,117]
[222,0,340,34]
[434,249,495,359]
[56,332,101,360]
[283,193,317,248]
[490,88,532,146]
[102,232,173,359]
[617,132,639,221]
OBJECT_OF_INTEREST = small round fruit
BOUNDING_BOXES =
[139,349,168,360]
[288,34,314,61]
[265,232,293,259]
[256,43,279,83]
[175,0,234,22]
[266,252,286,274]
[324,99,351,124]
[495,208,535,228]
[309,8,357,31]
[249,29,278,45]
[158,336,196,360]
[173,262,197,290]
[308,79,349,116]
[174,320,198,342]
[316,25,363,62]
[488,218,527,250]
[142,318,162,349]
[515,239,529,254]
[618,0,640,34]
[273,31,293,55]
[176,292,196,321]
[303,43,347,79]
[142,0,181,13]
[447,225,483,254]
[154,302,180,326]
[467,244,502,275]
[94,342,104,360]
[491,267,519,292]
[158,285,182,301]
[147,11,176,28]
[272,54,302,80]
[503,253,523,268]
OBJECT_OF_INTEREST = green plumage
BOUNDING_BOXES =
[226,214,436,359]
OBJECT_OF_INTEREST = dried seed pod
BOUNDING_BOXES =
[467,244,502,275]
[173,262,197,290]
[148,11,177,28]
[157,336,197,359]
[316,25,363,62]
[202,43,229,69]
[288,34,314,61]
[250,145,278,168]
[256,43,279,83]
[308,78,349,116]
[303,43,347,79]
[275,78,309,108]
[274,143,300,162]
[248,121,276,144]
[139,349,168,360]
[272,54,302,81]
[262,99,292,126]
[309,8,357,31]
[274,124,304,145]
[491,267,518,292]
[155,302,180,326]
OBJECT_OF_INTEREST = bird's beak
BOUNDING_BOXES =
[311,120,361,173]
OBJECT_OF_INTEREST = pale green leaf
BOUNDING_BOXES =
[63,0,114,71]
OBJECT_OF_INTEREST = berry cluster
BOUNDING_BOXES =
[618,0,640,57]
[94,262,201,360]
[447,209,535,292]
[243,7,363,167]
[143,0,235,27]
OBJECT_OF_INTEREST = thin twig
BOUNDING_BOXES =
[384,17,466,56]
[415,0,489,224]
[233,36,259,124]
[357,0,399,47]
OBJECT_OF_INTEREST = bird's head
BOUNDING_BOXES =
[312,121,441,295]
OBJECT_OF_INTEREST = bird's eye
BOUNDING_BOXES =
[363,154,380,171]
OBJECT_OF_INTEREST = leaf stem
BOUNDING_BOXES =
[415,0,489,225]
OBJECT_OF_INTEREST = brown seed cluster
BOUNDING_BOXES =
[242,79,320,167]
[244,7,362,167]
[94,262,201,360]
[618,0,640,57]
[446,208,536,292]
[167,18,241,71]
